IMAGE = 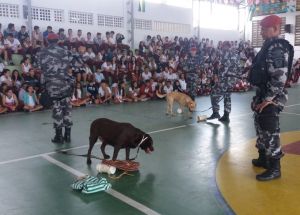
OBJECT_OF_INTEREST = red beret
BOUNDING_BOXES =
[260,15,281,28]
[47,33,59,40]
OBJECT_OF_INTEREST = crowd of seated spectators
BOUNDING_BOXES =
[0,22,299,115]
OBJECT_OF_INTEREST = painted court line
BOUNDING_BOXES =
[282,111,300,116]
[285,103,300,108]
[42,154,161,215]
[0,108,282,166]
[0,124,194,166]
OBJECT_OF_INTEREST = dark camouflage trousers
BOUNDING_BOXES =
[52,97,73,129]
[210,93,231,113]
[254,105,283,159]
[186,73,198,100]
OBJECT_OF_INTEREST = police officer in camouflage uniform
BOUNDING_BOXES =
[249,15,294,181]
[184,47,199,101]
[37,33,74,144]
[207,42,239,122]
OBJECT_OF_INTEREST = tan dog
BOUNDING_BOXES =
[156,91,196,117]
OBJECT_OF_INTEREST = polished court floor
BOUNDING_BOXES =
[0,86,299,215]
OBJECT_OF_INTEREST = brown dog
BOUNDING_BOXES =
[156,91,196,116]
[87,118,154,164]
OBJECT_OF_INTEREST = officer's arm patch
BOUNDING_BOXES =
[271,47,285,69]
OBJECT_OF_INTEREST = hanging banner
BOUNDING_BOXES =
[249,0,296,17]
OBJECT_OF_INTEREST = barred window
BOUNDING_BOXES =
[105,16,114,27]
[39,9,50,21]
[297,0,300,11]
[152,21,190,34]
[54,10,64,22]
[69,11,93,25]
[252,20,263,47]
[0,3,19,18]
[31,7,63,22]
[98,15,124,28]
[113,17,124,28]
[295,15,300,45]
[135,19,152,30]
[98,15,105,26]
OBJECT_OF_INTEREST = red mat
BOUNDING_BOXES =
[282,141,300,155]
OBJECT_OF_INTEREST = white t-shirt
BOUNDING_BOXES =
[83,52,96,60]
[0,75,12,85]
[163,71,172,80]
[4,38,21,50]
[22,63,31,74]
[95,72,105,83]
[163,85,173,94]
[169,73,178,81]
[179,79,187,91]
[151,81,158,92]
[142,72,152,81]
[98,86,111,97]
[76,35,85,42]
[101,62,113,72]
[129,87,139,96]
[160,54,168,63]
[28,95,35,107]
[78,89,83,99]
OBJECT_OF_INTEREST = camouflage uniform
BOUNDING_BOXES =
[37,43,74,129]
[184,54,199,100]
[210,48,239,116]
[252,38,290,159]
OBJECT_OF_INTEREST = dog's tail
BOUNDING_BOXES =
[156,91,167,98]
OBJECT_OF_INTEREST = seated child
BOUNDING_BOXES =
[2,88,18,112]
[23,85,43,112]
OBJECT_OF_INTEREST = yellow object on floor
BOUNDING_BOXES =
[217,131,300,215]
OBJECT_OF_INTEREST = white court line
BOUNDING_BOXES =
[0,154,45,165]
[42,154,161,215]
[148,124,189,134]
[0,124,193,166]
[282,111,300,116]
[0,143,101,166]
[230,113,252,118]
[0,107,286,166]
[285,103,300,108]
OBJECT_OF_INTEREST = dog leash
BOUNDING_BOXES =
[132,135,148,160]
[56,150,105,160]
[56,136,148,161]
[194,96,224,113]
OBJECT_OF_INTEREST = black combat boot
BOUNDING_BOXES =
[52,128,64,144]
[252,149,270,169]
[64,127,71,143]
[256,158,281,181]
[219,112,230,122]
[207,112,221,120]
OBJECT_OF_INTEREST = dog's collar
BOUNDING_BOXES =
[137,135,148,148]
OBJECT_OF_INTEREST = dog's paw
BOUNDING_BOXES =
[104,154,110,159]
[87,159,92,165]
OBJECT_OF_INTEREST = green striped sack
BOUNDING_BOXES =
[71,176,111,194]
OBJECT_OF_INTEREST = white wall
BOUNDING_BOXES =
[133,1,193,47]
[193,27,240,43]
[0,0,193,48]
